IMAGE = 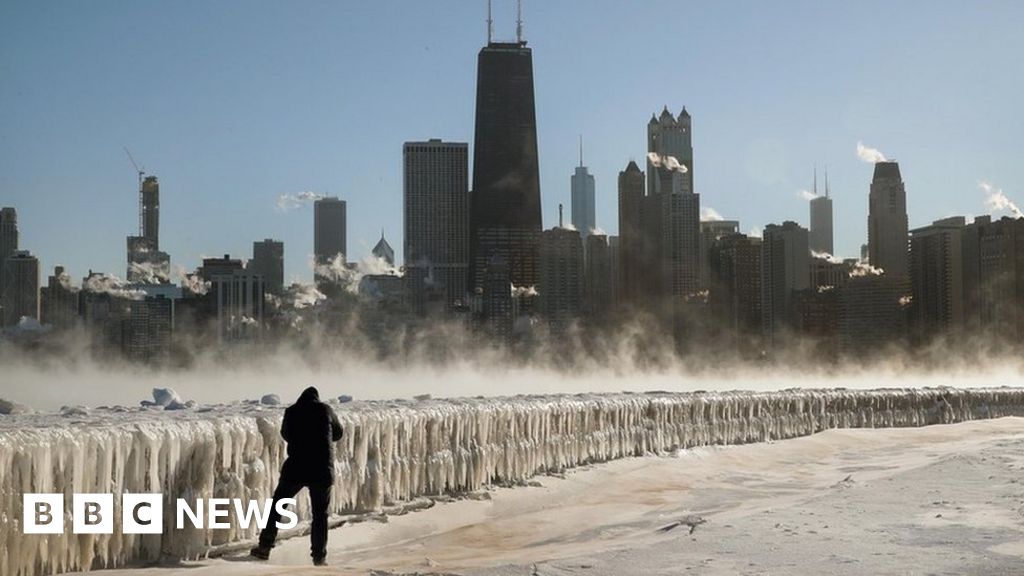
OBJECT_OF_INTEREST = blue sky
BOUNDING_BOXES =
[2,1,1022,283]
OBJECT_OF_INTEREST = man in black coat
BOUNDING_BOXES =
[251,386,343,566]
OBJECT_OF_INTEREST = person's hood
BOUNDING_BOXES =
[297,386,320,404]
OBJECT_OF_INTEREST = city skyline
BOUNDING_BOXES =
[2,1,1023,284]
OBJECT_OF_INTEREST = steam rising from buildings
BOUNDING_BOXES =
[701,207,724,221]
[849,261,884,277]
[856,141,887,163]
[799,189,820,201]
[980,181,1024,219]
[174,265,210,295]
[811,250,843,264]
[646,152,689,173]
[276,191,325,212]
[128,260,170,284]
[82,273,146,300]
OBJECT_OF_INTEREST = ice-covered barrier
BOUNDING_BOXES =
[2,387,1024,575]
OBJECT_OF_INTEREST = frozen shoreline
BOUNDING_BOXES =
[61,417,1024,575]
[4,387,1024,575]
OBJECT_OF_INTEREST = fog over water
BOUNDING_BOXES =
[4,345,1023,412]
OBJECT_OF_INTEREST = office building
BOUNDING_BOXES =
[469,34,542,293]
[868,161,909,279]
[648,106,693,194]
[250,239,284,295]
[761,221,810,344]
[314,197,347,265]
[40,266,79,329]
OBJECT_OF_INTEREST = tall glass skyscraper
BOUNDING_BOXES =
[469,39,542,292]
[571,138,596,237]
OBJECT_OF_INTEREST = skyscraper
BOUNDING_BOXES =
[40,266,79,329]
[141,175,160,248]
[314,197,347,265]
[909,217,965,337]
[584,234,613,317]
[127,176,170,284]
[538,217,584,334]
[1,250,39,326]
[617,160,646,306]
[657,172,701,300]
[868,161,909,278]
[708,233,762,339]
[469,31,542,293]
[250,239,284,295]
[961,215,1024,340]
[372,231,395,267]
[648,106,693,194]
[809,170,834,255]
[761,221,810,344]
[0,207,17,303]
[403,140,469,309]
[571,138,596,237]
[700,219,740,289]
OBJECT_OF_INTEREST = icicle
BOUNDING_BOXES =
[0,387,1020,575]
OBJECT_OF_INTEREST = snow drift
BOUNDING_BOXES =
[2,387,1024,575]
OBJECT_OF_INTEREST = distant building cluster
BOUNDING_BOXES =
[3,20,1024,365]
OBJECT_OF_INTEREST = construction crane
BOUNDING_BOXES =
[124,147,145,236]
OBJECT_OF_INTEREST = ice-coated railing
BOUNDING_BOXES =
[2,387,1024,575]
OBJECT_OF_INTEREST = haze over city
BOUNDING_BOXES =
[2,0,1022,283]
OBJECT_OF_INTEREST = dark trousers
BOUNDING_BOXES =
[258,478,332,560]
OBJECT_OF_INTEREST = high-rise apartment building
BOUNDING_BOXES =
[909,217,965,336]
[761,221,810,344]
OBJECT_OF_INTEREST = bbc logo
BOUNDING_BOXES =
[24,494,162,534]
[23,493,297,534]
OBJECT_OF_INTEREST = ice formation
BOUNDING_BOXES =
[2,387,1023,575]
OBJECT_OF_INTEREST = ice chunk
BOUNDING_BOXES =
[0,397,32,415]
[152,387,182,407]
[260,394,282,406]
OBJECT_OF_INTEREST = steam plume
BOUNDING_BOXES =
[701,207,724,221]
[83,273,146,300]
[646,152,688,173]
[798,189,820,201]
[811,250,843,264]
[849,261,884,277]
[980,181,1024,219]
[276,191,325,212]
[856,142,887,164]
[175,266,210,295]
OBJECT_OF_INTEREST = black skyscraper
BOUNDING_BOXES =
[469,39,542,292]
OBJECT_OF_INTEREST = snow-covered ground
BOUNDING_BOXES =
[61,417,1024,575]
[4,388,1024,575]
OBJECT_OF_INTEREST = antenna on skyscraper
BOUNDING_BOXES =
[487,0,493,44]
[825,166,830,198]
[579,134,584,167]
[813,163,818,196]
[124,147,146,235]
[516,0,524,44]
